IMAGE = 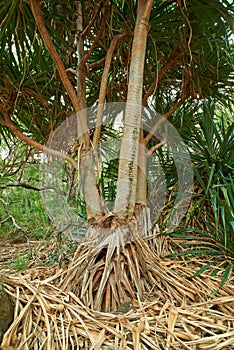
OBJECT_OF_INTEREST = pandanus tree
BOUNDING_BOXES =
[0,0,233,311]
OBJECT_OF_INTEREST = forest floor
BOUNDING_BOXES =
[0,235,234,349]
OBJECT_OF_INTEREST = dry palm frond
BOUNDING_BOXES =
[0,236,234,349]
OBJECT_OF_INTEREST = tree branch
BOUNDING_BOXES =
[93,33,127,149]
[0,182,67,193]
[137,0,154,20]
[147,139,165,156]
[0,114,78,170]
[87,57,106,69]
[142,52,182,106]
[30,0,91,155]
[81,3,102,38]
[0,183,40,191]
[81,3,110,64]
[0,198,22,230]
[142,0,155,20]
[29,0,81,113]
[143,99,185,146]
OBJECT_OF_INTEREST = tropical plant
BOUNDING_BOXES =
[179,102,234,243]
[159,102,234,285]
[0,0,234,312]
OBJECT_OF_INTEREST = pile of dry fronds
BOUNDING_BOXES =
[0,236,234,349]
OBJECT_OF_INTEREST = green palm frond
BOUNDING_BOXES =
[166,227,234,288]
[162,101,234,260]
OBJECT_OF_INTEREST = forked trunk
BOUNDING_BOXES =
[25,0,161,315]
[86,0,154,246]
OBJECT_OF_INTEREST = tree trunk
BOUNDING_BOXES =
[136,128,147,205]
[75,2,105,221]
[114,0,154,221]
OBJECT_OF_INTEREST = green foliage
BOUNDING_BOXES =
[10,253,31,270]
[0,142,50,240]
[1,0,233,142]
[166,227,234,289]
[178,102,234,248]
[98,125,122,206]
[160,102,234,282]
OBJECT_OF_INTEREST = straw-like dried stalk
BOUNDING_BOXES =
[0,236,234,349]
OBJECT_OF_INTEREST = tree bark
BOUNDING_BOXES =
[75,2,105,219]
[114,0,154,220]
[93,33,126,149]
[135,128,147,204]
